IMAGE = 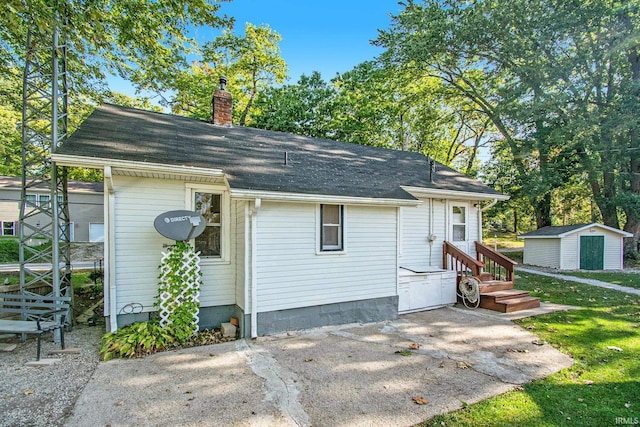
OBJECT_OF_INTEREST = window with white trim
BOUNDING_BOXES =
[320,204,343,251]
[38,194,51,208]
[1,221,15,236]
[452,205,466,241]
[89,223,104,242]
[194,192,222,257]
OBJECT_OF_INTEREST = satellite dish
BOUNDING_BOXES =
[154,210,206,242]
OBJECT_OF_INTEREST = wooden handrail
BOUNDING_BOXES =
[475,241,517,281]
[443,241,484,277]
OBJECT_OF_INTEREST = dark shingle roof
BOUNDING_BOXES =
[519,224,590,237]
[58,104,503,201]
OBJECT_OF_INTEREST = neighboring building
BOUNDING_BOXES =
[0,176,104,242]
[52,83,510,337]
[519,223,632,270]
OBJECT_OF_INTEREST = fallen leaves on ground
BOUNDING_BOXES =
[412,396,429,405]
[456,361,472,369]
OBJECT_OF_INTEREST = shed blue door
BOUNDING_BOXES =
[580,236,604,270]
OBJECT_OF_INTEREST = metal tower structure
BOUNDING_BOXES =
[19,8,71,308]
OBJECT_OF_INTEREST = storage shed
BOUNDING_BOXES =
[519,223,632,270]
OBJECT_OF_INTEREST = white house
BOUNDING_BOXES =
[52,82,511,337]
[519,223,632,270]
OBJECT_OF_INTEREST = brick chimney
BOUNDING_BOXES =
[212,76,232,126]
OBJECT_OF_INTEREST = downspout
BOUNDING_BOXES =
[479,199,498,244]
[104,166,117,332]
[250,198,261,338]
[428,198,434,266]
[244,203,250,337]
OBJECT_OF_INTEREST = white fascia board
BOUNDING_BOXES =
[52,154,224,179]
[230,188,421,207]
[519,223,634,239]
[401,186,510,201]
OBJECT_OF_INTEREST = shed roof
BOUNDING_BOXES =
[0,175,104,193]
[56,104,505,202]
[519,223,632,238]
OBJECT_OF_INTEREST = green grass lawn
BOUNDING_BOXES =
[421,271,640,427]
[483,232,524,250]
[557,271,640,290]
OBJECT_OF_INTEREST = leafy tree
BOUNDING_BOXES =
[0,0,230,179]
[252,71,337,137]
[377,0,640,256]
[200,23,287,125]
[1,0,231,97]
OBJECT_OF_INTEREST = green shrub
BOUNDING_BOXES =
[100,241,203,361]
[0,239,19,263]
[99,320,176,361]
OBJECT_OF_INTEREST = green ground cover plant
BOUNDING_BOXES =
[0,238,19,263]
[422,271,640,426]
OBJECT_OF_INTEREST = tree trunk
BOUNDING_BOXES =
[534,193,552,229]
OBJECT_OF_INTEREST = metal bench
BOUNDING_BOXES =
[0,293,71,360]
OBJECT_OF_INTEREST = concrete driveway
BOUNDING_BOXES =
[65,306,573,427]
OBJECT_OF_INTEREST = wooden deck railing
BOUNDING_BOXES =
[442,241,485,278]
[475,241,517,282]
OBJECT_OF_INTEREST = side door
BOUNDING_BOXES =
[580,235,604,270]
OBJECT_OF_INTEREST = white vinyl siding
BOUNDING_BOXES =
[523,238,561,268]
[235,200,247,311]
[112,176,236,314]
[255,202,397,312]
[560,234,578,270]
[400,203,430,268]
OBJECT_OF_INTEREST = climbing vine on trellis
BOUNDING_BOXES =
[156,241,202,342]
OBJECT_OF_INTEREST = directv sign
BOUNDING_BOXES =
[154,210,206,242]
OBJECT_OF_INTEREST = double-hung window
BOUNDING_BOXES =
[1,221,15,236]
[320,204,343,251]
[194,192,222,257]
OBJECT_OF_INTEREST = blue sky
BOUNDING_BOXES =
[110,0,404,96]
[212,0,404,82]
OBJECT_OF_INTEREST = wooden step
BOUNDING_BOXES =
[479,293,541,313]
[479,280,514,293]
[481,289,530,302]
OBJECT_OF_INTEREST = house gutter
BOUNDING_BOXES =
[230,189,420,207]
[250,198,261,338]
[104,166,118,332]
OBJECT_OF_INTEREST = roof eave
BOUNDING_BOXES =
[52,154,225,180]
[230,188,422,206]
[402,186,509,201]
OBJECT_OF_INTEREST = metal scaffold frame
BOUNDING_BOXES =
[19,8,71,317]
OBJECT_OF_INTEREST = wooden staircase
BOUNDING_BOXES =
[443,242,540,313]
